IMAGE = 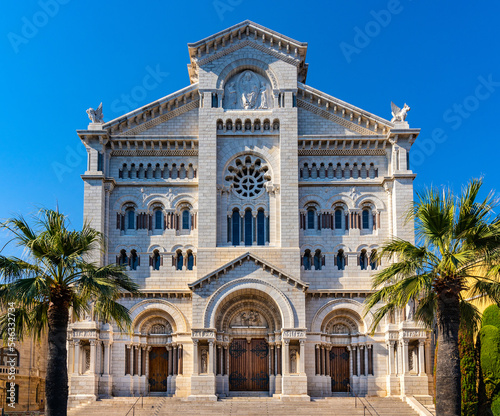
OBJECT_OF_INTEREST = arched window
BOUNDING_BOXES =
[303,250,312,270]
[187,251,194,270]
[176,250,183,271]
[362,209,370,229]
[152,250,161,271]
[335,209,343,229]
[182,210,190,230]
[118,249,127,266]
[0,348,19,367]
[130,250,139,270]
[257,210,265,246]
[370,250,378,270]
[336,249,346,270]
[155,210,163,230]
[359,249,368,270]
[314,249,322,270]
[126,208,135,229]
[244,209,253,246]
[232,209,240,246]
[307,209,315,229]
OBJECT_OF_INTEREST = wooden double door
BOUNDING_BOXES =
[149,347,168,392]
[330,346,350,392]
[229,338,269,391]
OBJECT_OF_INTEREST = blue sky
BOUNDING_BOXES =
[1,1,499,254]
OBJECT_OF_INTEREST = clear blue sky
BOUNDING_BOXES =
[1,1,499,254]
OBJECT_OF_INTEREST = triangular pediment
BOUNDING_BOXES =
[102,83,199,137]
[188,252,309,291]
[297,83,394,136]
[187,20,308,84]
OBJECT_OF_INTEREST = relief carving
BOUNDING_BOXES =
[223,70,272,110]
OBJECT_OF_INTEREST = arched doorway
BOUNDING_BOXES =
[214,292,283,393]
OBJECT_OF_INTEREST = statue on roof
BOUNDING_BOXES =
[86,102,104,124]
[391,102,410,123]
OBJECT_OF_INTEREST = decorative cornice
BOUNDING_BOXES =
[188,252,309,291]
[298,149,386,156]
[110,150,198,157]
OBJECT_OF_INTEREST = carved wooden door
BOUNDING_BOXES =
[149,347,168,392]
[229,338,269,391]
[330,346,350,392]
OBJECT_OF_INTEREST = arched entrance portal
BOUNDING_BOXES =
[214,291,283,393]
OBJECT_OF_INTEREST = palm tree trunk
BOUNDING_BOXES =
[435,290,461,416]
[46,290,70,416]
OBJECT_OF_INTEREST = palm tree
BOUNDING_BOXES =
[0,209,139,416]
[365,179,500,416]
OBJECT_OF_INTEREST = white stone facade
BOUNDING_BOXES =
[71,21,431,403]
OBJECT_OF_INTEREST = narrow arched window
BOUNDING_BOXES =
[187,251,194,270]
[360,249,368,270]
[314,250,322,270]
[127,208,135,229]
[182,210,190,230]
[153,250,161,270]
[257,210,265,246]
[119,249,127,266]
[232,209,240,246]
[176,250,183,271]
[362,209,370,229]
[307,209,315,229]
[130,250,139,270]
[303,250,312,270]
[155,210,163,230]
[335,209,342,229]
[244,209,253,246]
[337,250,345,270]
[370,250,378,270]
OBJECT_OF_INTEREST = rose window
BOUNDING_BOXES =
[225,155,271,199]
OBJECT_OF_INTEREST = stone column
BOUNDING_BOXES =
[364,344,369,376]
[418,340,425,375]
[270,344,275,376]
[356,346,361,376]
[276,344,281,375]
[102,342,110,375]
[283,340,290,375]
[299,340,306,374]
[208,341,215,374]
[68,341,74,374]
[130,344,135,376]
[319,345,324,375]
[315,345,320,375]
[193,340,199,375]
[73,340,80,375]
[402,340,409,374]
[167,346,173,376]
[347,345,353,377]
[173,345,178,375]
[146,346,152,377]
[325,346,330,377]
[89,339,97,374]
[217,345,222,375]
[387,342,394,375]
[323,346,329,376]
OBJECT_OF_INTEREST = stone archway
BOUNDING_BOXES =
[209,286,285,393]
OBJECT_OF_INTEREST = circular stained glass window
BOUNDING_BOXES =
[226,156,270,199]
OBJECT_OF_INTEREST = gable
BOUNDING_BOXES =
[188,252,308,292]
[298,106,360,136]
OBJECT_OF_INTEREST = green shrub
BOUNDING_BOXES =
[492,397,500,416]
[482,305,500,330]
[460,324,478,416]
[479,325,500,406]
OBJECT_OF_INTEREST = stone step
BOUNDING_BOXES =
[68,396,420,416]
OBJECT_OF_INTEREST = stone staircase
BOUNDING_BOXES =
[67,396,422,416]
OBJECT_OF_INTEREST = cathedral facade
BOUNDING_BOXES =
[71,21,431,404]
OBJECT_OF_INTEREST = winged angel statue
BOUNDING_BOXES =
[86,102,104,123]
[390,102,410,123]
